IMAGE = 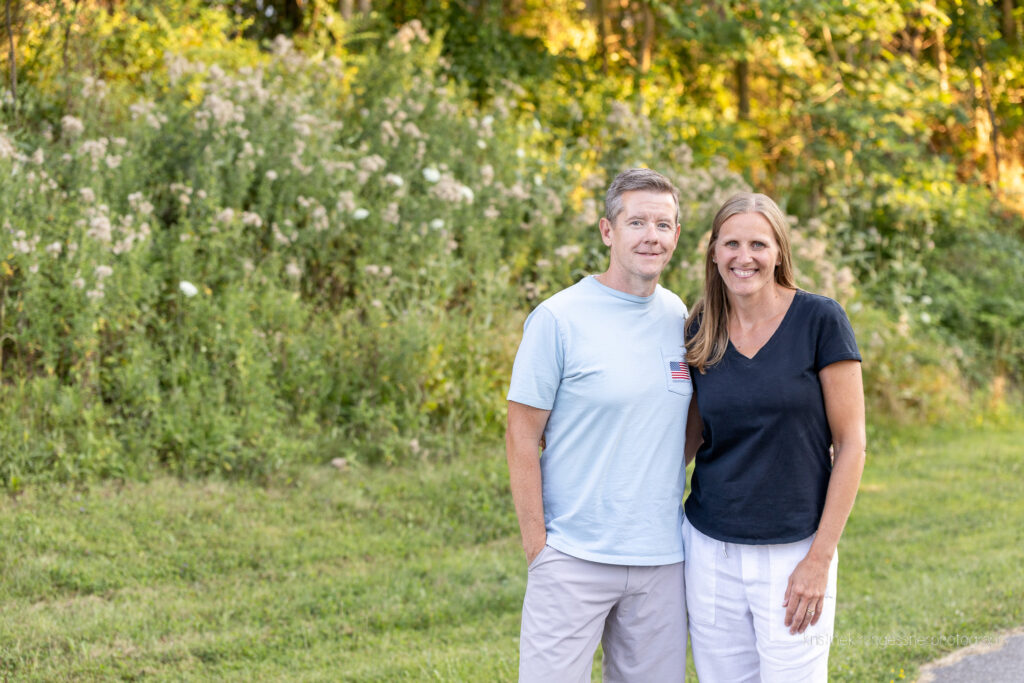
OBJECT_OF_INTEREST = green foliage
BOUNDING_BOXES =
[0,2,1021,483]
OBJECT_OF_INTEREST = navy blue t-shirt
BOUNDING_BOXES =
[684,290,861,544]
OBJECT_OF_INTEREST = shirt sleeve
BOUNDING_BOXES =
[507,305,564,410]
[815,297,862,371]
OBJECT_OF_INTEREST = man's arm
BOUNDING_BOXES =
[684,395,703,466]
[506,400,551,564]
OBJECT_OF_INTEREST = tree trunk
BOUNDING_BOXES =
[357,0,371,15]
[639,0,654,74]
[339,0,353,19]
[1001,0,1016,42]
[735,59,749,120]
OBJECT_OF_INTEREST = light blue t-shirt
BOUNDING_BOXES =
[507,275,691,565]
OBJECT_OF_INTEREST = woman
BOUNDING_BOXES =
[683,192,866,681]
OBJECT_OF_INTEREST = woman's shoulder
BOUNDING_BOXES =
[792,289,849,319]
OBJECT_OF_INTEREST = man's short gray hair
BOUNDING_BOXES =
[605,168,680,224]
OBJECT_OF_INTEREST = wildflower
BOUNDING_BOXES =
[241,212,263,228]
[105,155,122,169]
[61,116,85,138]
[12,232,39,254]
[383,202,400,225]
[364,264,381,275]
[429,219,445,230]
[94,265,113,280]
[265,170,278,181]
[72,277,85,289]
[477,140,487,149]
[384,173,404,188]
[358,155,387,173]
[86,289,104,301]
[285,261,302,279]
[554,244,582,260]
[216,208,236,223]
[336,191,356,213]
[480,164,495,186]
[179,281,199,297]
[352,208,370,220]
[422,167,441,183]
[46,241,62,256]
[79,188,96,204]
[0,133,16,158]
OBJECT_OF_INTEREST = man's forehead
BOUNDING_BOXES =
[619,191,677,218]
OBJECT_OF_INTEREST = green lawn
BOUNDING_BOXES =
[1,420,1022,681]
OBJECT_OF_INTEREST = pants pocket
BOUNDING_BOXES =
[767,539,838,643]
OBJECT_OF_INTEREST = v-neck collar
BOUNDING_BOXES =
[727,289,801,362]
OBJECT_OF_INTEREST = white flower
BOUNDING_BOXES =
[554,244,582,260]
[352,208,370,220]
[46,241,62,256]
[72,277,85,289]
[179,280,199,297]
[285,261,302,279]
[61,116,85,138]
[265,170,278,181]
[241,212,263,227]
[94,265,113,279]
[422,167,441,183]
[384,173,405,187]
[429,219,444,230]
[477,140,487,149]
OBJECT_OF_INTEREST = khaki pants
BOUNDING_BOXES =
[518,545,687,683]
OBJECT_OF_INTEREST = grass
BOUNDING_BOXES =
[0,418,1022,681]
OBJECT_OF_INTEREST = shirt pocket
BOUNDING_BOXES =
[661,345,693,396]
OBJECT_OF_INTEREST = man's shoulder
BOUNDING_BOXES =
[534,277,595,315]
[654,284,688,317]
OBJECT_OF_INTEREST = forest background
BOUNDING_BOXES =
[1,0,1022,480]
[0,1,1023,680]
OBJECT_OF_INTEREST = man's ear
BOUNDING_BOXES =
[599,216,613,246]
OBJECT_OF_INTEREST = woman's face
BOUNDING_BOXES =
[712,212,782,300]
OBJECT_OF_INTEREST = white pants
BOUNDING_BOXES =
[683,519,837,683]
[519,545,687,683]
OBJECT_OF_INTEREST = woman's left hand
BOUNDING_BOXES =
[783,552,831,634]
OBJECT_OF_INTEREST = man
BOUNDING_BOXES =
[506,168,693,682]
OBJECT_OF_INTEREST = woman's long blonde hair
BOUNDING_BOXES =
[686,192,797,373]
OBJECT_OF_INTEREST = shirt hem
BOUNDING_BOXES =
[685,514,818,546]
[547,538,685,566]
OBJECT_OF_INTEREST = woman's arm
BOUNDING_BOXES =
[783,359,867,634]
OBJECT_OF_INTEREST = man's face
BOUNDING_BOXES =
[599,190,680,295]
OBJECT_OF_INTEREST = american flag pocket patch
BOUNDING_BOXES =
[669,360,690,381]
